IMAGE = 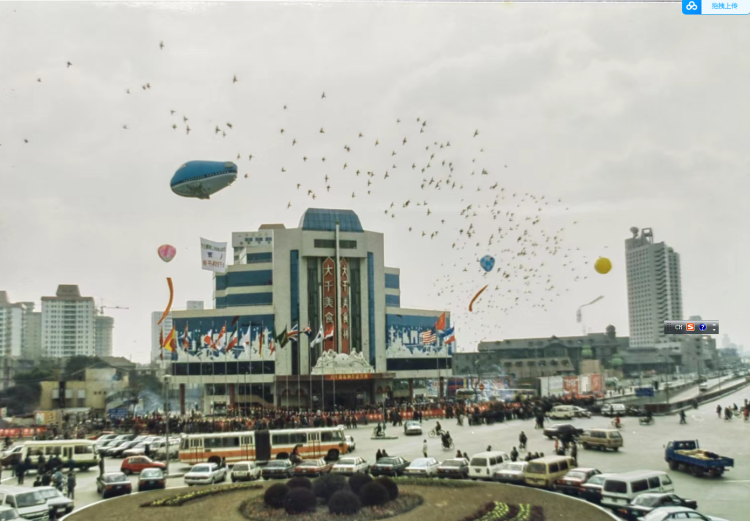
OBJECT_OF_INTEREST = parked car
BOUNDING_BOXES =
[152,438,180,460]
[579,473,615,504]
[543,424,584,439]
[35,486,74,520]
[641,507,728,521]
[261,460,295,480]
[555,468,601,496]
[122,442,151,458]
[493,461,528,484]
[404,458,439,477]
[601,404,627,418]
[96,472,133,499]
[332,457,370,475]
[0,446,23,469]
[344,435,356,452]
[184,463,227,486]
[121,456,166,475]
[615,493,698,521]
[231,461,262,482]
[293,458,332,477]
[437,458,469,479]
[404,421,423,436]
[96,440,119,456]
[105,440,141,458]
[371,456,409,477]
[573,406,592,419]
[138,468,167,492]
[0,505,22,521]
[580,429,623,452]
[95,434,118,444]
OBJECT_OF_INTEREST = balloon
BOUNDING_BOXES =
[170,161,238,200]
[158,244,176,263]
[594,257,612,274]
[469,285,489,312]
[479,255,495,272]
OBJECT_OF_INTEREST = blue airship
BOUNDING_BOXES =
[170,161,238,199]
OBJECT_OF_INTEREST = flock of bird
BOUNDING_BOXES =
[2,36,604,348]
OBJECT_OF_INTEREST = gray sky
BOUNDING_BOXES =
[1,2,748,363]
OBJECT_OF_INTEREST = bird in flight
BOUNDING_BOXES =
[233,75,238,83]
[288,202,292,208]
[474,129,479,137]
[186,125,191,134]
[67,61,72,68]
[160,41,164,50]
[403,137,407,145]
[320,128,325,133]
[321,92,326,99]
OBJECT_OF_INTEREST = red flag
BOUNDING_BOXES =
[435,312,446,331]
[183,322,190,351]
[259,327,263,358]
[159,327,164,360]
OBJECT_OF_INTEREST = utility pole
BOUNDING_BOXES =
[163,374,171,476]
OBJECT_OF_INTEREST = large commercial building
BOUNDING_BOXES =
[41,285,97,358]
[625,227,683,348]
[170,208,452,413]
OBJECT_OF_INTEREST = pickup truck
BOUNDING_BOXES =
[664,440,733,477]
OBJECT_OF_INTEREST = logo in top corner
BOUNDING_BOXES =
[683,0,702,14]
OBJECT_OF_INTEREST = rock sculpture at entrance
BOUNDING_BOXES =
[311,348,375,375]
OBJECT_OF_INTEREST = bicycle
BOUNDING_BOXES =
[442,440,455,450]
[610,420,624,429]
[429,428,444,438]
[372,428,385,438]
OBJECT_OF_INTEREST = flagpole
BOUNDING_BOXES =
[160,323,165,417]
[223,321,229,415]
[297,326,301,413]
[185,322,190,417]
[236,323,241,417]
[261,321,265,415]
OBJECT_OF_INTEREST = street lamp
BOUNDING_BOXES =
[577,296,605,335]
[163,374,171,476]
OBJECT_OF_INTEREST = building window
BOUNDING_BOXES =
[225,293,273,307]
[385,273,400,289]
[247,252,272,264]
[386,294,400,307]
[313,239,357,249]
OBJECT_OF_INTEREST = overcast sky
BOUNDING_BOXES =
[1,2,748,363]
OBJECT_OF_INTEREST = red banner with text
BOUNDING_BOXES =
[322,257,337,352]
[340,258,350,354]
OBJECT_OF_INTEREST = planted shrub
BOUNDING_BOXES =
[348,473,373,494]
[359,481,389,507]
[283,487,317,514]
[374,476,399,501]
[264,483,290,509]
[313,473,348,503]
[328,489,362,515]
[287,476,313,490]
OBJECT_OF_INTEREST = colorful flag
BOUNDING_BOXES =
[203,329,213,348]
[445,334,456,344]
[162,327,176,351]
[324,325,334,340]
[276,326,289,348]
[439,326,454,338]
[434,312,446,331]
[213,324,227,350]
[183,322,190,351]
[421,329,437,345]
[287,324,299,343]
[303,325,312,338]
[310,325,324,348]
[259,326,264,358]
[240,326,251,349]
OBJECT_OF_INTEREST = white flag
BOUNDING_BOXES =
[200,237,228,273]
[310,325,324,348]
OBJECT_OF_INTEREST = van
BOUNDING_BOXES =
[698,383,708,392]
[468,451,509,480]
[548,405,577,420]
[0,486,50,521]
[601,404,626,417]
[523,455,576,489]
[21,440,98,471]
[580,429,623,452]
[601,471,674,508]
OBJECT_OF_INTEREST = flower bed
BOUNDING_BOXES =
[241,493,423,521]
[142,483,263,507]
[459,502,545,521]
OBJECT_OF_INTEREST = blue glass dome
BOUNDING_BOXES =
[299,209,363,232]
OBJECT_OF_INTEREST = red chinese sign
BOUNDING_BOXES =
[340,258,350,354]
[590,374,602,393]
[322,257,337,352]
[563,376,580,395]
[325,373,374,381]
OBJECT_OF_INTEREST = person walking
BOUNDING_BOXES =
[15,460,25,485]
[53,469,64,492]
[422,440,428,458]
[66,472,76,499]
[570,443,578,466]
[98,455,105,477]
[519,431,527,451]
[510,447,519,462]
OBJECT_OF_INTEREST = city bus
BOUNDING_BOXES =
[178,426,349,466]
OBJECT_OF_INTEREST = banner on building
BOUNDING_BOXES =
[340,258,351,354]
[200,237,228,273]
[322,257,337,352]
[563,376,580,395]
[579,374,591,394]
[590,373,603,393]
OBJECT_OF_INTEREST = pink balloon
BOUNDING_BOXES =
[158,244,176,263]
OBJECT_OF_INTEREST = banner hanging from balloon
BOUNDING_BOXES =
[200,237,228,273]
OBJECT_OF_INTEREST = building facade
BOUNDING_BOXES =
[625,227,683,348]
[21,302,42,361]
[0,291,24,358]
[151,312,173,362]
[41,285,96,358]
[170,208,451,413]
[95,315,114,357]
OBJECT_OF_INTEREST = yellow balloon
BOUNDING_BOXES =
[595,257,612,274]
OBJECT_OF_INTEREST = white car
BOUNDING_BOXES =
[493,461,528,484]
[231,461,262,482]
[404,421,423,436]
[642,507,728,521]
[573,406,592,418]
[404,457,439,476]
[332,457,370,475]
[345,435,356,452]
[184,463,227,486]
[0,505,22,521]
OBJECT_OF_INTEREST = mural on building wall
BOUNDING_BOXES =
[171,319,276,361]
[386,314,452,358]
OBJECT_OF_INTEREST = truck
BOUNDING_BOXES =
[664,440,733,477]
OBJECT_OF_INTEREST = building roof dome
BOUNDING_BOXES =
[299,208,363,232]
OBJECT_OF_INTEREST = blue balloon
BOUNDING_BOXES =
[480,255,495,272]
[170,161,238,200]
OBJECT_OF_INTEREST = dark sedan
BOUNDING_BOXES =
[96,472,133,499]
[138,468,166,492]
[105,440,141,458]
[543,424,584,439]
[436,458,469,479]
[615,493,698,521]
[370,457,409,477]
[555,468,601,496]
[261,460,295,479]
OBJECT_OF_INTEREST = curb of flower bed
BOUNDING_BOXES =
[370,436,400,440]
[487,483,620,521]
[141,483,263,507]
[391,477,480,487]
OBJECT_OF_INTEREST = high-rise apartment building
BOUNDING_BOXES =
[151,311,173,362]
[186,301,204,310]
[21,302,42,360]
[625,227,683,348]
[95,315,114,357]
[41,285,96,358]
[0,291,24,358]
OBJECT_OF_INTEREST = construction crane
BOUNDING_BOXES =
[98,304,129,314]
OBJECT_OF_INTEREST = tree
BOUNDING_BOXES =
[63,356,104,381]
[0,367,58,415]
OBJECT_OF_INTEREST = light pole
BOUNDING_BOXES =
[577,296,605,335]
[163,374,171,476]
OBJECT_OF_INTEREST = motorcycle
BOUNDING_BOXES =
[442,439,455,450]
[372,428,385,438]
[639,417,654,426]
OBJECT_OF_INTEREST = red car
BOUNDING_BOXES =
[121,456,166,475]
[294,458,333,477]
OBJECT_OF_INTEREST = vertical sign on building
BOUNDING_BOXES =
[340,258,351,354]
[322,257,337,352]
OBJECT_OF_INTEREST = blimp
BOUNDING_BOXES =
[170,160,238,199]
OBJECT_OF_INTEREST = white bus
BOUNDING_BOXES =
[20,440,99,471]
[178,426,350,466]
